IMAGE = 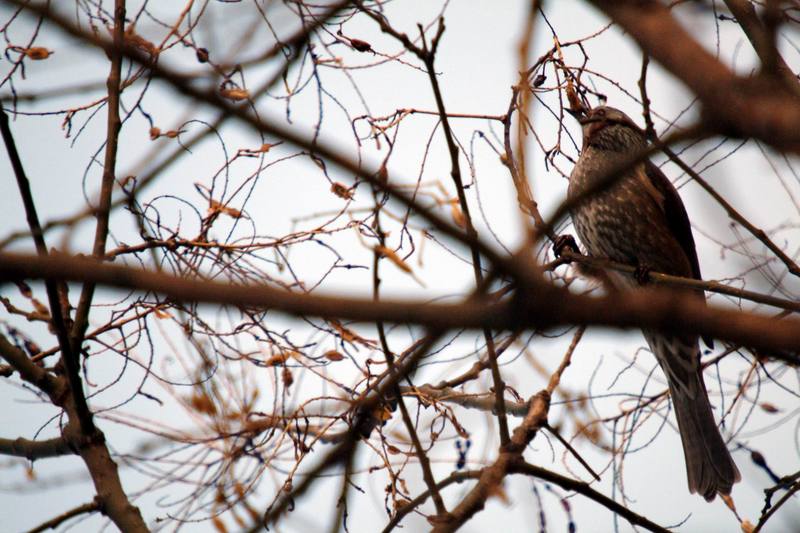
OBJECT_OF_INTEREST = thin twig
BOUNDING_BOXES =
[27,500,101,533]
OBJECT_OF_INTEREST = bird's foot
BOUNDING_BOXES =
[634,264,652,285]
[553,234,579,259]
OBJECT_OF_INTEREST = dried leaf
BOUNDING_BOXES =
[323,350,345,361]
[760,402,780,414]
[329,319,376,348]
[24,47,52,60]
[239,142,280,157]
[124,27,158,55]
[264,352,290,367]
[149,127,161,140]
[189,392,217,416]
[220,87,249,101]
[282,367,293,388]
[153,307,173,319]
[741,520,755,533]
[244,415,278,434]
[330,182,353,200]
[386,444,401,455]
[208,199,243,219]
[450,202,466,228]
[375,405,393,422]
[211,516,228,533]
[374,245,412,273]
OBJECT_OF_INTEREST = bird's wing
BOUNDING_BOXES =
[642,160,714,349]
[641,160,703,281]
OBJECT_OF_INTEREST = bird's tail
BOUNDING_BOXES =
[645,333,741,501]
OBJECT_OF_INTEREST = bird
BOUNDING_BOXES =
[565,105,741,501]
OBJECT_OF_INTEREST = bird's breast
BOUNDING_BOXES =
[568,151,689,275]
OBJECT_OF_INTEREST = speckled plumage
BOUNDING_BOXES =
[568,106,740,501]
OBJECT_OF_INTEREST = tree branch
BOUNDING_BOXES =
[587,0,800,151]
[1,251,800,358]
[0,436,74,460]
[27,500,101,533]
[509,461,671,533]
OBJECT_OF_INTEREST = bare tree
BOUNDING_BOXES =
[0,1,799,532]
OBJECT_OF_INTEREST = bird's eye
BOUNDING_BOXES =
[595,108,606,117]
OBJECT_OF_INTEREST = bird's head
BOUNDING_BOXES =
[578,106,646,152]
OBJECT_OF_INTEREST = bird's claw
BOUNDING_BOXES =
[553,234,579,259]
[634,264,652,285]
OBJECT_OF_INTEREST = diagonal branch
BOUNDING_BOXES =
[27,500,101,533]
[587,0,800,151]
[722,0,798,89]
[509,461,671,533]
[0,107,93,434]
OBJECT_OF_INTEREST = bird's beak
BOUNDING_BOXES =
[565,107,585,121]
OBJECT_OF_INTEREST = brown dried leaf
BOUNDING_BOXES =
[282,367,293,388]
[124,27,158,55]
[329,319,376,348]
[760,402,780,414]
[243,415,278,434]
[330,182,353,200]
[220,87,250,101]
[189,392,217,416]
[149,127,161,140]
[153,307,173,319]
[211,516,228,533]
[208,199,243,219]
[375,405,393,422]
[374,245,412,273]
[264,352,290,367]
[324,350,345,361]
[450,202,466,228]
[24,47,52,60]
[741,520,755,533]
